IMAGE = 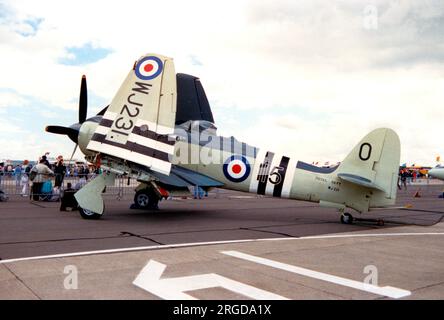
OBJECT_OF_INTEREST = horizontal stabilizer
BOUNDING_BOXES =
[337,173,385,192]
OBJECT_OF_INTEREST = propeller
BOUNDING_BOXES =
[46,76,108,164]
[45,75,88,158]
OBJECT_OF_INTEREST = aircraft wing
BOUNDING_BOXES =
[87,54,177,175]
[149,166,224,188]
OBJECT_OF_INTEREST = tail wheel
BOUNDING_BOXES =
[79,206,103,219]
[134,189,159,209]
[340,212,354,224]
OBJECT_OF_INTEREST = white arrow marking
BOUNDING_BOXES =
[221,251,411,299]
[133,259,288,300]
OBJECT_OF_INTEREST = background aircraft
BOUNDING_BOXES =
[427,155,444,180]
[46,53,401,224]
[428,166,444,180]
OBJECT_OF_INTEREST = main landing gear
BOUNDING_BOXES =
[133,188,160,210]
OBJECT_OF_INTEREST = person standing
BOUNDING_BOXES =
[41,154,51,168]
[21,160,31,197]
[84,165,90,180]
[401,169,408,190]
[0,162,4,187]
[54,156,66,188]
[14,164,22,190]
[78,165,84,178]
[30,159,54,201]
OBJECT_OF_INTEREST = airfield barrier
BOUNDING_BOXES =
[2,171,442,203]
[0,172,140,201]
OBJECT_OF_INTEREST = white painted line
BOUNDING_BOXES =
[281,232,444,241]
[1,232,443,264]
[221,250,411,299]
[0,239,260,264]
[133,259,288,300]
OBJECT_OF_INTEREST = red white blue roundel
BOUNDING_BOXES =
[223,155,251,183]
[135,56,163,80]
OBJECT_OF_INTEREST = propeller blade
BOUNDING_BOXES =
[45,126,79,144]
[79,75,88,124]
[97,105,109,116]
[45,125,76,135]
[69,144,78,165]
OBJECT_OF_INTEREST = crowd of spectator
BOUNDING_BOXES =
[0,153,102,201]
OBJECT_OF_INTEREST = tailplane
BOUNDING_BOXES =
[337,128,400,206]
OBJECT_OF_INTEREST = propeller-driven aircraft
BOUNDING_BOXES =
[46,53,401,224]
[428,166,444,180]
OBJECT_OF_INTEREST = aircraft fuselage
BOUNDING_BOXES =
[174,139,387,214]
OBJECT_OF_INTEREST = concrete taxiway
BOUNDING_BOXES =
[1,183,444,299]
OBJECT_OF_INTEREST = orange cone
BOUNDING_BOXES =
[414,189,421,198]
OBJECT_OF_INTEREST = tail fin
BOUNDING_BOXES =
[337,128,400,205]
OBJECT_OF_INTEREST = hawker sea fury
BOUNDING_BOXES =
[46,53,401,224]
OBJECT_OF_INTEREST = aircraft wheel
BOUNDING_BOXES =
[79,206,103,220]
[340,213,354,224]
[134,189,159,209]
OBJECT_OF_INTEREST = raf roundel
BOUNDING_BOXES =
[223,155,251,183]
[135,56,163,81]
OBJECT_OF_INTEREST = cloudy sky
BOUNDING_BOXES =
[0,0,443,165]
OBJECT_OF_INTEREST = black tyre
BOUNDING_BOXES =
[79,206,103,219]
[340,213,354,224]
[134,189,159,209]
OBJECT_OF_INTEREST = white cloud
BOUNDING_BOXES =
[0,91,28,108]
[0,119,27,134]
[0,0,443,165]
